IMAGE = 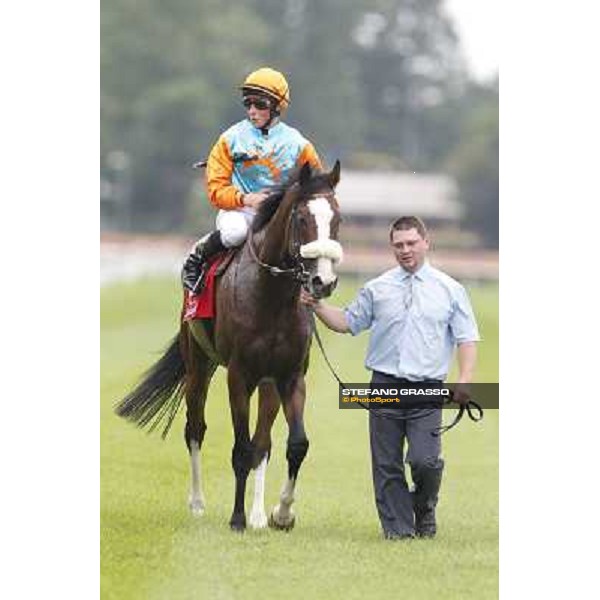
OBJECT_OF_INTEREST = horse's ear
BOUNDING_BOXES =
[328,160,341,188]
[299,162,312,188]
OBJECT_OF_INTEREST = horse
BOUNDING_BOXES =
[115,161,343,531]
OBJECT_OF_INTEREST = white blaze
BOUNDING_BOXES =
[307,197,336,284]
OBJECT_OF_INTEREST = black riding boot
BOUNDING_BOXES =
[181,230,227,293]
[412,457,444,538]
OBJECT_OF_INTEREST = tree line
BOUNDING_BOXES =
[101,0,498,247]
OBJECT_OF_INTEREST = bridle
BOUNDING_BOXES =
[246,191,338,290]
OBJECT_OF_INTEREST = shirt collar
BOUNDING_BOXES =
[248,119,282,136]
[396,260,431,281]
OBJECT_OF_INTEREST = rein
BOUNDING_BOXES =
[245,215,311,284]
[246,229,307,280]
[308,310,483,435]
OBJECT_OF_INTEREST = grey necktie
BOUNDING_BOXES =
[404,275,414,310]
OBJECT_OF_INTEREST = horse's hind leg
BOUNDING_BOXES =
[181,323,217,516]
[270,375,309,531]
[248,381,280,529]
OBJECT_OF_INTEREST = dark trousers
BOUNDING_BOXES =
[368,371,445,537]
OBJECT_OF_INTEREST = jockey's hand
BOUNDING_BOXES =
[300,288,321,308]
[243,191,270,208]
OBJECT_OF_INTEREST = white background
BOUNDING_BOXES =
[2,2,599,598]
[445,0,499,81]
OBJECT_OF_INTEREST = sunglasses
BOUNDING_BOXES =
[243,97,272,110]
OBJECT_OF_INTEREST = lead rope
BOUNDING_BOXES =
[307,308,484,434]
[307,309,372,412]
[431,395,484,436]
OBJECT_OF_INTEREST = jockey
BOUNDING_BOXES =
[182,67,323,293]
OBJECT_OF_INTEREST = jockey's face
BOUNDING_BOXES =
[391,228,429,273]
[243,95,274,128]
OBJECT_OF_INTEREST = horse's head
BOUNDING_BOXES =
[292,161,343,299]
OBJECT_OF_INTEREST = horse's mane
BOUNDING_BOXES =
[252,166,334,232]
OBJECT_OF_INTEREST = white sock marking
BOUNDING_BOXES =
[249,455,269,529]
[188,440,205,515]
[272,477,296,525]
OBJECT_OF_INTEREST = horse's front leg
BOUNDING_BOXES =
[249,381,280,529]
[227,363,256,532]
[270,375,309,531]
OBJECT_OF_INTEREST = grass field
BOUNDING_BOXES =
[101,276,498,600]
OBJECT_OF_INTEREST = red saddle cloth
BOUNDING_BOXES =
[182,256,223,321]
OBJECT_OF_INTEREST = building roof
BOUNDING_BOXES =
[335,171,462,220]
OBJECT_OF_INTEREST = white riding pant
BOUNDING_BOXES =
[216,208,256,248]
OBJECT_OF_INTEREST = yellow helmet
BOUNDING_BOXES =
[241,67,290,110]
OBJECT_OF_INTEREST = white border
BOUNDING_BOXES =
[501,2,600,596]
[2,2,99,598]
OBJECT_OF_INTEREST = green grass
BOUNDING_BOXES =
[101,276,498,600]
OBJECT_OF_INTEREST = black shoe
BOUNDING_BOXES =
[384,531,415,541]
[416,529,436,539]
[411,458,443,539]
[182,252,205,293]
[414,507,437,538]
[181,231,226,294]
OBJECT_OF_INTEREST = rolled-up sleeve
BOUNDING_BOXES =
[449,285,481,343]
[344,286,374,336]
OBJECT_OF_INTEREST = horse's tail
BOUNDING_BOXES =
[114,333,186,439]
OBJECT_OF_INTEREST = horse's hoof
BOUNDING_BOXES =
[229,513,246,532]
[188,497,205,517]
[268,507,295,531]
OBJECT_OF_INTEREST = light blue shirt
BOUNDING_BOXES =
[344,261,480,381]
